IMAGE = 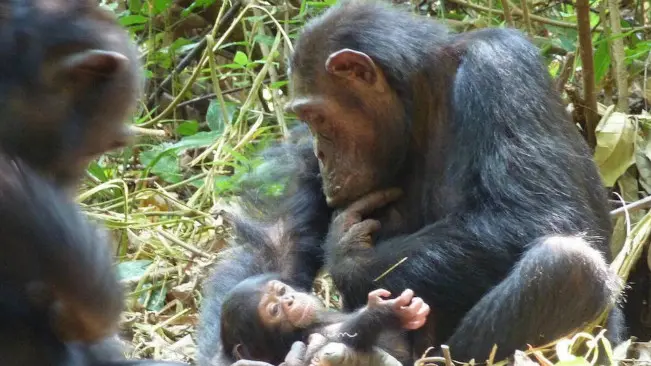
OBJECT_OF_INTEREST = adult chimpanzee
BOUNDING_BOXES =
[277,0,624,362]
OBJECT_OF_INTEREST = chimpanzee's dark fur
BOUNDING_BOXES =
[284,0,624,362]
[196,126,334,366]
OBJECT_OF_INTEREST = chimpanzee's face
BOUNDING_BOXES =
[257,280,324,331]
[286,49,408,208]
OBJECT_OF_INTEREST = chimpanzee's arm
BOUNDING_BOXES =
[326,214,621,361]
[326,217,509,312]
[238,125,333,289]
[325,306,401,351]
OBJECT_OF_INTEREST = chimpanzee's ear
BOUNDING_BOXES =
[325,48,380,86]
[54,49,129,85]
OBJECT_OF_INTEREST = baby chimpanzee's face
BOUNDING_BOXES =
[257,280,324,331]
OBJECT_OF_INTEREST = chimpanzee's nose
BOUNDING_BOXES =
[282,294,294,309]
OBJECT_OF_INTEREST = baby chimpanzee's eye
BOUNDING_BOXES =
[278,286,286,296]
[270,304,280,317]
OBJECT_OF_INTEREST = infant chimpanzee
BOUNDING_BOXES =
[221,272,430,365]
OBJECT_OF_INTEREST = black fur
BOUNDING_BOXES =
[284,0,625,362]
[196,126,333,366]
[0,154,188,366]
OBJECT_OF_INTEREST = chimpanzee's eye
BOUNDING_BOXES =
[270,304,280,317]
[278,286,286,296]
[312,115,324,125]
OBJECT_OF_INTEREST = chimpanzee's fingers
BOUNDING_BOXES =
[283,341,308,366]
[305,333,329,361]
[418,302,431,317]
[404,317,427,330]
[349,219,382,236]
[393,289,414,308]
[367,289,391,306]
[403,300,430,330]
[405,296,424,314]
[368,288,391,299]
[232,361,276,366]
[346,188,403,217]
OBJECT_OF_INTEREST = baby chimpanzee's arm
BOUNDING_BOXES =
[321,289,430,351]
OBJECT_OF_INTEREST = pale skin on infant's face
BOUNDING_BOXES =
[257,280,324,332]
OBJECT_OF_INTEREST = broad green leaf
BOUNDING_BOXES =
[153,0,172,14]
[234,51,249,66]
[594,106,636,187]
[593,38,611,86]
[119,15,148,27]
[127,0,143,13]
[140,147,183,184]
[116,260,153,281]
[86,161,109,182]
[254,34,277,47]
[138,283,168,312]
[170,130,223,150]
[146,286,167,311]
[206,100,237,133]
[177,121,199,136]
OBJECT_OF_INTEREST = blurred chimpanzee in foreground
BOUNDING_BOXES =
[0,0,185,365]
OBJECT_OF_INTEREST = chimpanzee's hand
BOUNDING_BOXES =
[279,337,322,366]
[327,189,402,250]
[231,361,276,366]
[367,288,430,330]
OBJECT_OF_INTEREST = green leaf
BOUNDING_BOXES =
[86,161,108,182]
[270,80,288,89]
[206,100,237,133]
[254,34,277,47]
[153,0,172,14]
[233,51,249,66]
[127,0,143,13]
[593,38,611,86]
[177,121,199,136]
[116,260,153,281]
[140,146,183,184]
[138,283,168,312]
[119,15,148,27]
[170,130,223,150]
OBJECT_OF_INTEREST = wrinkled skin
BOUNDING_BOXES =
[258,280,325,331]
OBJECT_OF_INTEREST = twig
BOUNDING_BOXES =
[252,6,288,137]
[447,0,651,32]
[500,0,514,26]
[129,125,168,138]
[519,0,533,34]
[441,345,454,366]
[156,229,211,259]
[554,52,576,93]
[576,0,599,149]
[175,74,286,109]
[607,0,629,112]
[610,195,651,217]
[146,1,243,106]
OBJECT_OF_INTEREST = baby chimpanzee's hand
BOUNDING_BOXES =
[366,289,430,330]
